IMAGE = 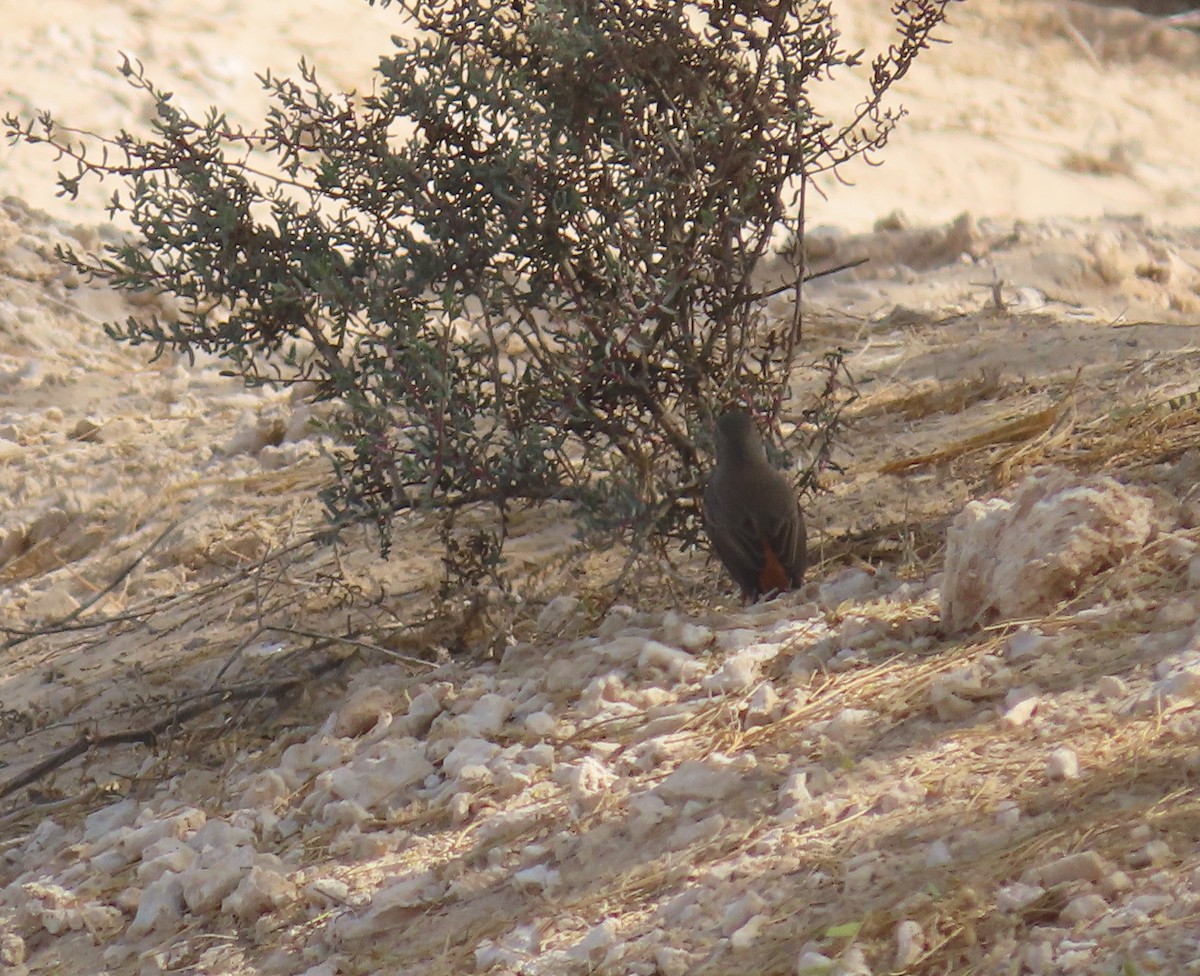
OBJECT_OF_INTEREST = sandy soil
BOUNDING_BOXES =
[3,1,1200,975]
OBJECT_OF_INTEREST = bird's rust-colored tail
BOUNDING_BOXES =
[758,537,793,595]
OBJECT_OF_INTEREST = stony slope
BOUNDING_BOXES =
[3,2,1200,974]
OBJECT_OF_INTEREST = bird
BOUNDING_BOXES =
[703,408,806,602]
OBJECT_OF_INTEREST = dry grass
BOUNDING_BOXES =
[6,300,1200,974]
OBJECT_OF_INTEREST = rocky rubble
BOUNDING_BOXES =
[7,0,1200,969]
[4,178,1200,971]
[4,459,1200,975]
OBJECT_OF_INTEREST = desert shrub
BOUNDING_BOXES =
[6,0,956,558]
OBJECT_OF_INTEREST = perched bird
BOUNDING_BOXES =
[703,408,806,601]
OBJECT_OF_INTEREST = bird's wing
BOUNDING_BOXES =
[762,497,807,586]
[703,483,765,594]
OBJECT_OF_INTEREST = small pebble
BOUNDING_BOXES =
[894,919,924,968]
[1047,747,1079,780]
[1002,692,1039,727]
[1003,629,1051,657]
[1035,851,1108,886]
[995,800,1021,828]
[795,950,834,974]
[1061,893,1108,924]
[1127,839,1173,869]
[926,839,953,866]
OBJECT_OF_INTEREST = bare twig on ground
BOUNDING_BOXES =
[0,651,348,806]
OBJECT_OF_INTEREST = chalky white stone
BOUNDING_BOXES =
[942,470,1156,632]
[1046,747,1080,781]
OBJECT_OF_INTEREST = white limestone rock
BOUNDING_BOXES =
[1047,747,1080,781]
[332,687,394,738]
[637,639,704,681]
[554,756,618,814]
[656,755,749,803]
[660,611,713,651]
[181,844,255,915]
[313,738,435,814]
[942,470,1158,632]
[223,865,298,922]
[537,595,580,634]
[127,872,185,938]
[894,919,925,968]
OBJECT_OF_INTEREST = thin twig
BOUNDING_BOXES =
[1057,8,1102,69]
[1,515,188,651]
[0,653,347,804]
[266,625,440,669]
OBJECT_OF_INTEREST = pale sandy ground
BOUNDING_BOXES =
[3,2,1200,975]
[6,0,1200,231]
